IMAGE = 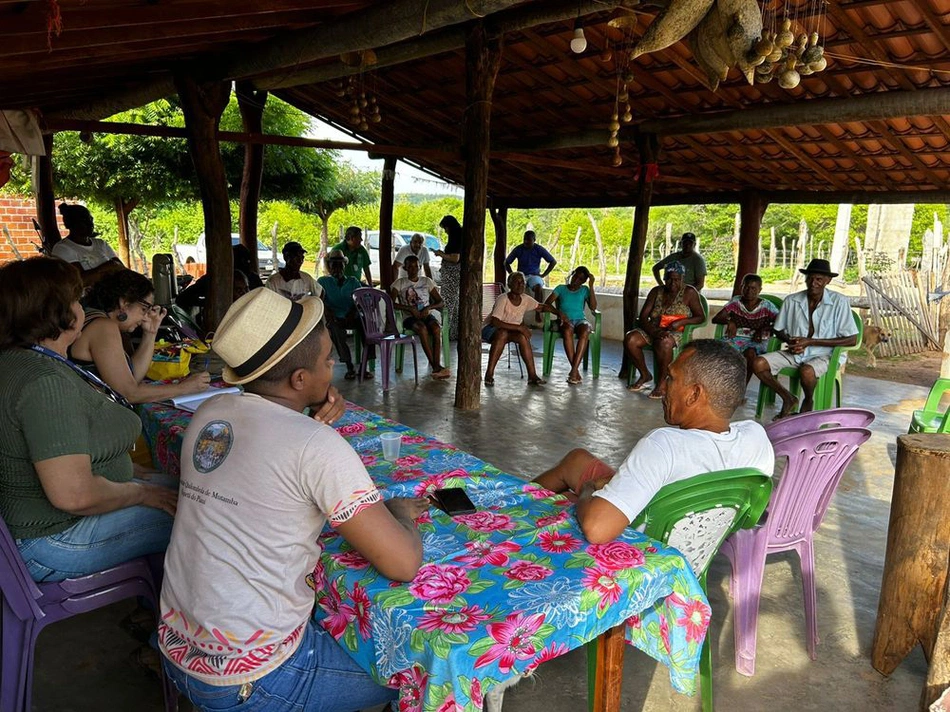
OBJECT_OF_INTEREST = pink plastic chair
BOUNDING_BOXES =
[0,515,176,712]
[765,407,875,443]
[721,425,872,676]
[352,287,419,391]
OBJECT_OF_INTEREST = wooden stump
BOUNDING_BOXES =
[922,550,950,710]
[872,434,950,677]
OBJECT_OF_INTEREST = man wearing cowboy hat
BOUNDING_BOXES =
[752,258,858,418]
[158,289,426,710]
[318,248,373,380]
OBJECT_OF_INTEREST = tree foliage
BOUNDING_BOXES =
[293,162,379,256]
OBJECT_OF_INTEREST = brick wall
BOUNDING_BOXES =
[0,195,67,265]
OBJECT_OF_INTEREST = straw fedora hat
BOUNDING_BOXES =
[213,288,324,385]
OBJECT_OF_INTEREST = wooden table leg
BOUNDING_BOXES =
[591,624,625,712]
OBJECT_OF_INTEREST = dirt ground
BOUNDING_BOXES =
[847,345,945,387]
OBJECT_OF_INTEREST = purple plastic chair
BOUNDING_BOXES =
[765,407,875,443]
[0,516,176,712]
[352,287,419,391]
[721,425,872,676]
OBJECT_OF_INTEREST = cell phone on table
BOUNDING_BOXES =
[430,487,476,516]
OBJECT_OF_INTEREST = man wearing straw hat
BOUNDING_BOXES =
[752,258,858,419]
[158,288,427,710]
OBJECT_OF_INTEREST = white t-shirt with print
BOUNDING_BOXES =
[51,237,118,271]
[594,420,775,524]
[391,276,437,310]
[159,392,381,686]
[394,244,430,279]
[265,271,324,302]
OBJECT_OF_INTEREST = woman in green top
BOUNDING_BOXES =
[0,257,176,582]
[544,266,597,385]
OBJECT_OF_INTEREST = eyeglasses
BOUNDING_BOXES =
[138,300,161,313]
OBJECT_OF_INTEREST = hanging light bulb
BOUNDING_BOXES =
[570,19,587,54]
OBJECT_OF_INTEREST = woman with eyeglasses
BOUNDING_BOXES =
[0,257,177,582]
[69,268,210,404]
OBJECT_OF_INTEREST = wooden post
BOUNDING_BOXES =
[922,550,950,710]
[175,76,233,331]
[454,21,501,411]
[238,81,267,274]
[114,197,138,268]
[872,434,950,676]
[379,156,397,290]
[31,133,60,251]
[489,205,508,286]
[620,134,658,375]
[733,192,768,294]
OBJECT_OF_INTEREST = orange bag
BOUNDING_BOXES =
[658,314,684,331]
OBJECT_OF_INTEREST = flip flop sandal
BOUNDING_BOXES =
[567,377,582,385]
[344,370,357,381]
[647,391,664,400]
[626,382,652,392]
[484,377,495,387]
[528,377,546,386]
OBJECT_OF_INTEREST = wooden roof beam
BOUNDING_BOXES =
[494,188,950,209]
[496,87,950,151]
[256,0,627,90]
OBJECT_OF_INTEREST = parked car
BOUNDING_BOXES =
[366,230,443,283]
[175,233,285,274]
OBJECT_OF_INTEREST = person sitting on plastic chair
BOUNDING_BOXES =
[752,259,858,419]
[533,340,775,543]
[543,265,597,385]
[390,254,450,380]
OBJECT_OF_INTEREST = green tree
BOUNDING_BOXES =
[294,163,380,258]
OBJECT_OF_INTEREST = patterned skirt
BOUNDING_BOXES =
[440,262,461,341]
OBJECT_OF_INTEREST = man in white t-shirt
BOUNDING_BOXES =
[534,339,774,543]
[50,203,123,285]
[391,254,450,379]
[159,288,427,711]
[393,232,432,280]
[265,241,323,301]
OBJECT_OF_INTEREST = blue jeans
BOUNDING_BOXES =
[162,620,397,712]
[16,477,175,582]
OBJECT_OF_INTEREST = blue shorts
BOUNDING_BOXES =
[525,274,545,291]
[481,324,497,342]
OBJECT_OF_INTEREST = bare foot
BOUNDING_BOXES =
[773,395,800,420]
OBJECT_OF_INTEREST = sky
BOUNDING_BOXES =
[308,119,462,196]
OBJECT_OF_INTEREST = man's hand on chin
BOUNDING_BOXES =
[311,385,345,425]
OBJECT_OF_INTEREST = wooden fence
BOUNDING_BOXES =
[863,271,940,357]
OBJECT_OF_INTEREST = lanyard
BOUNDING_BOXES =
[29,345,135,410]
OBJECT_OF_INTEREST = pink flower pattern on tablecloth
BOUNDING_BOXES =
[141,401,712,711]
[408,564,472,604]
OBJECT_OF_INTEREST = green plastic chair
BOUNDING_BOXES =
[541,308,602,379]
[628,293,709,387]
[394,307,451,372]
[585,468,772,712]
[909,378,950,433]
[755,310,863,420]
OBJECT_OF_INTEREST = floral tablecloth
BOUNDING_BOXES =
[140,401,710,712]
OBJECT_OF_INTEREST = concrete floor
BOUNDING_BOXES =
[32,334,930,711]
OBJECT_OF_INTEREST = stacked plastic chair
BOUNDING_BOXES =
[0,515,176,712]
[721,409,874,676]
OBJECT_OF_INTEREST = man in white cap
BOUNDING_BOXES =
[752,258,858,418]
[158,288,426,710]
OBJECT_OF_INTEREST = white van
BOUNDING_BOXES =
[176,234,285,273]
[366,230,443,283]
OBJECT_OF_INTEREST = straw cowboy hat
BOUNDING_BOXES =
[799,258,839,278]
[214,288,324,385]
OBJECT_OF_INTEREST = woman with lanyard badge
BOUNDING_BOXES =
[0,257,176,583]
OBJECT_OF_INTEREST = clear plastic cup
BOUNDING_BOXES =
[380,432,402,461]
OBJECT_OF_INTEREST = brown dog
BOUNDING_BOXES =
[863,323,891,368]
